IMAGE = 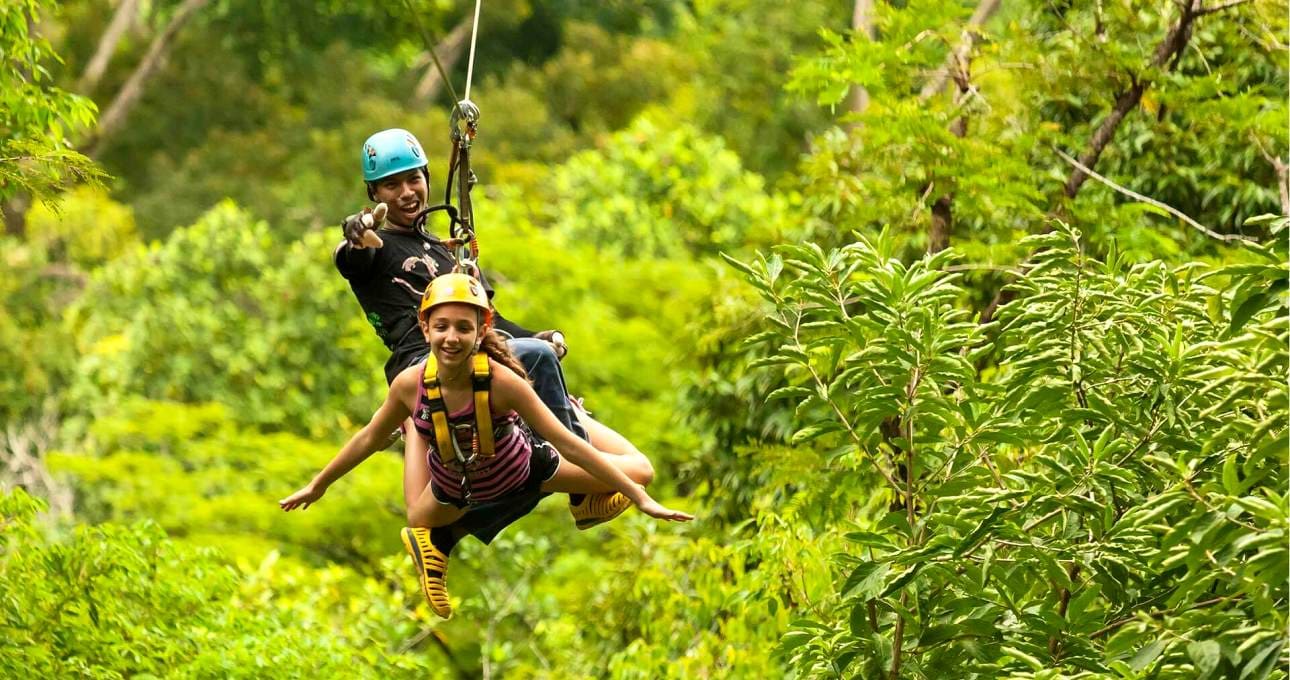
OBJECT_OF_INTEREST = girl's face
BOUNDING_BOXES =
[421,303,480,370]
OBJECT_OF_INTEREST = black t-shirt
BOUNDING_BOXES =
[334,225,533,383]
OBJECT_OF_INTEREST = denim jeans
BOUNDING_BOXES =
[505,337,588,442]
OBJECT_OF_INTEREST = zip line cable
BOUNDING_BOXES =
[399,0,486,273]
[400,0,482,120]
[464,0,482,101]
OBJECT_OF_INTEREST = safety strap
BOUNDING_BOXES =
[472,353,494,456]
[421,356,456,464]
[421,354,495,464]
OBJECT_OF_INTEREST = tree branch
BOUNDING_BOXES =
[919,0,1001,101]
[1054,147,1254,242]
[888,591,909,679]
[82,0,212,157]
[989,3,1245,333]
[77,0,143,94]
[1061,2,1220,199]
[413,18,472,103]
[1090,596,1237,639]
[1251,134,1290,216]
[1195,0,1254,16]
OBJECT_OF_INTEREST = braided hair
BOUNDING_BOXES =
[478,330,528,380]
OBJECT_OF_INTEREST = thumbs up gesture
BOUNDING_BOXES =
[341,203,388,249]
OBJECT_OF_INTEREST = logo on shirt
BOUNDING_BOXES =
[366,312,386,340]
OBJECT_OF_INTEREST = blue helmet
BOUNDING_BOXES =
[361,128,428,182]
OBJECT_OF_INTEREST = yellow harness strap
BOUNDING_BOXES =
[471,354,495,457]
[421,354,495,463]
[422,356,456,464]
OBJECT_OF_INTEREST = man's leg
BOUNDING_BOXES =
[506,337,644,529]
[507,337,587,441]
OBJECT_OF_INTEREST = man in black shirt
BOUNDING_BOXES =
[336,129,582,434]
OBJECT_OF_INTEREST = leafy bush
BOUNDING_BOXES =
[727,223,1287,678]
[551,114,790,258]
[0,488,445,678]
[66,201,385,437]
[48,399,406,568]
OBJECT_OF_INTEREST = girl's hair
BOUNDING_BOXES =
[479,330,528,380]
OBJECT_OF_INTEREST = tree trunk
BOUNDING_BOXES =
[3,195,30,237]
[77,0,143,94]
[927,60,973,254]
[929,195,952,253]
[917,0,997,252]
[1252,136,1289,217]
[82,0,211,157]
[413,18,472,103]
[1275,160,1289,217]
[846,0,876,119]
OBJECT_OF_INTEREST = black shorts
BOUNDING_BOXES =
[431,439,561,510]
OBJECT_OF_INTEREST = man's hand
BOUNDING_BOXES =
[341,203,388,249]
[534,330,568,360]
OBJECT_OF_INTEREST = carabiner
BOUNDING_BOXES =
[455,255,481,279]
[449,422,479,504]
[450,99,480,145]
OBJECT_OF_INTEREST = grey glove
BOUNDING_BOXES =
[534,330,568,360]
[341,204,387,249]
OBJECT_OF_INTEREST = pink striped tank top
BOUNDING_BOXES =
[412,362,532,503]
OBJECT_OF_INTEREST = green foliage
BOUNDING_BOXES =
[0,0,102,202]
[673,0,846,178]
[66,201,385,437]
[480,21,693,180]
[0,487,452,678]
[785,0,1285,258]
[727,224,1288,678]
[0,234,80,422]
[25,185,138,267]
[551,113,790,258]
[48,399,403,567]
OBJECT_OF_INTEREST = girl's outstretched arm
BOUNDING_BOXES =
[491,362,693,524]
[279,366,418,511]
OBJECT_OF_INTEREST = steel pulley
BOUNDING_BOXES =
[403,0,486,275]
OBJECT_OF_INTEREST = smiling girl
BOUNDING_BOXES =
[280,273,692,617]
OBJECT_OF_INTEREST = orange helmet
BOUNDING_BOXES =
[419,273,492,326]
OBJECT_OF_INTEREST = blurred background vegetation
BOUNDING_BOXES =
[1,0,1286,677]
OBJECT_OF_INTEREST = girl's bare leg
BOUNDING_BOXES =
[408,482,467,528]
[540,450,653,495]
[575,409,655,485]
[402,419,431,511]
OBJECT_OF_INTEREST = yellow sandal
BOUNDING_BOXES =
[570,492,632,530]
[401,527,452,618]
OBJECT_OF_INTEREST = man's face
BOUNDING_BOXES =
[371,168,428,227]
